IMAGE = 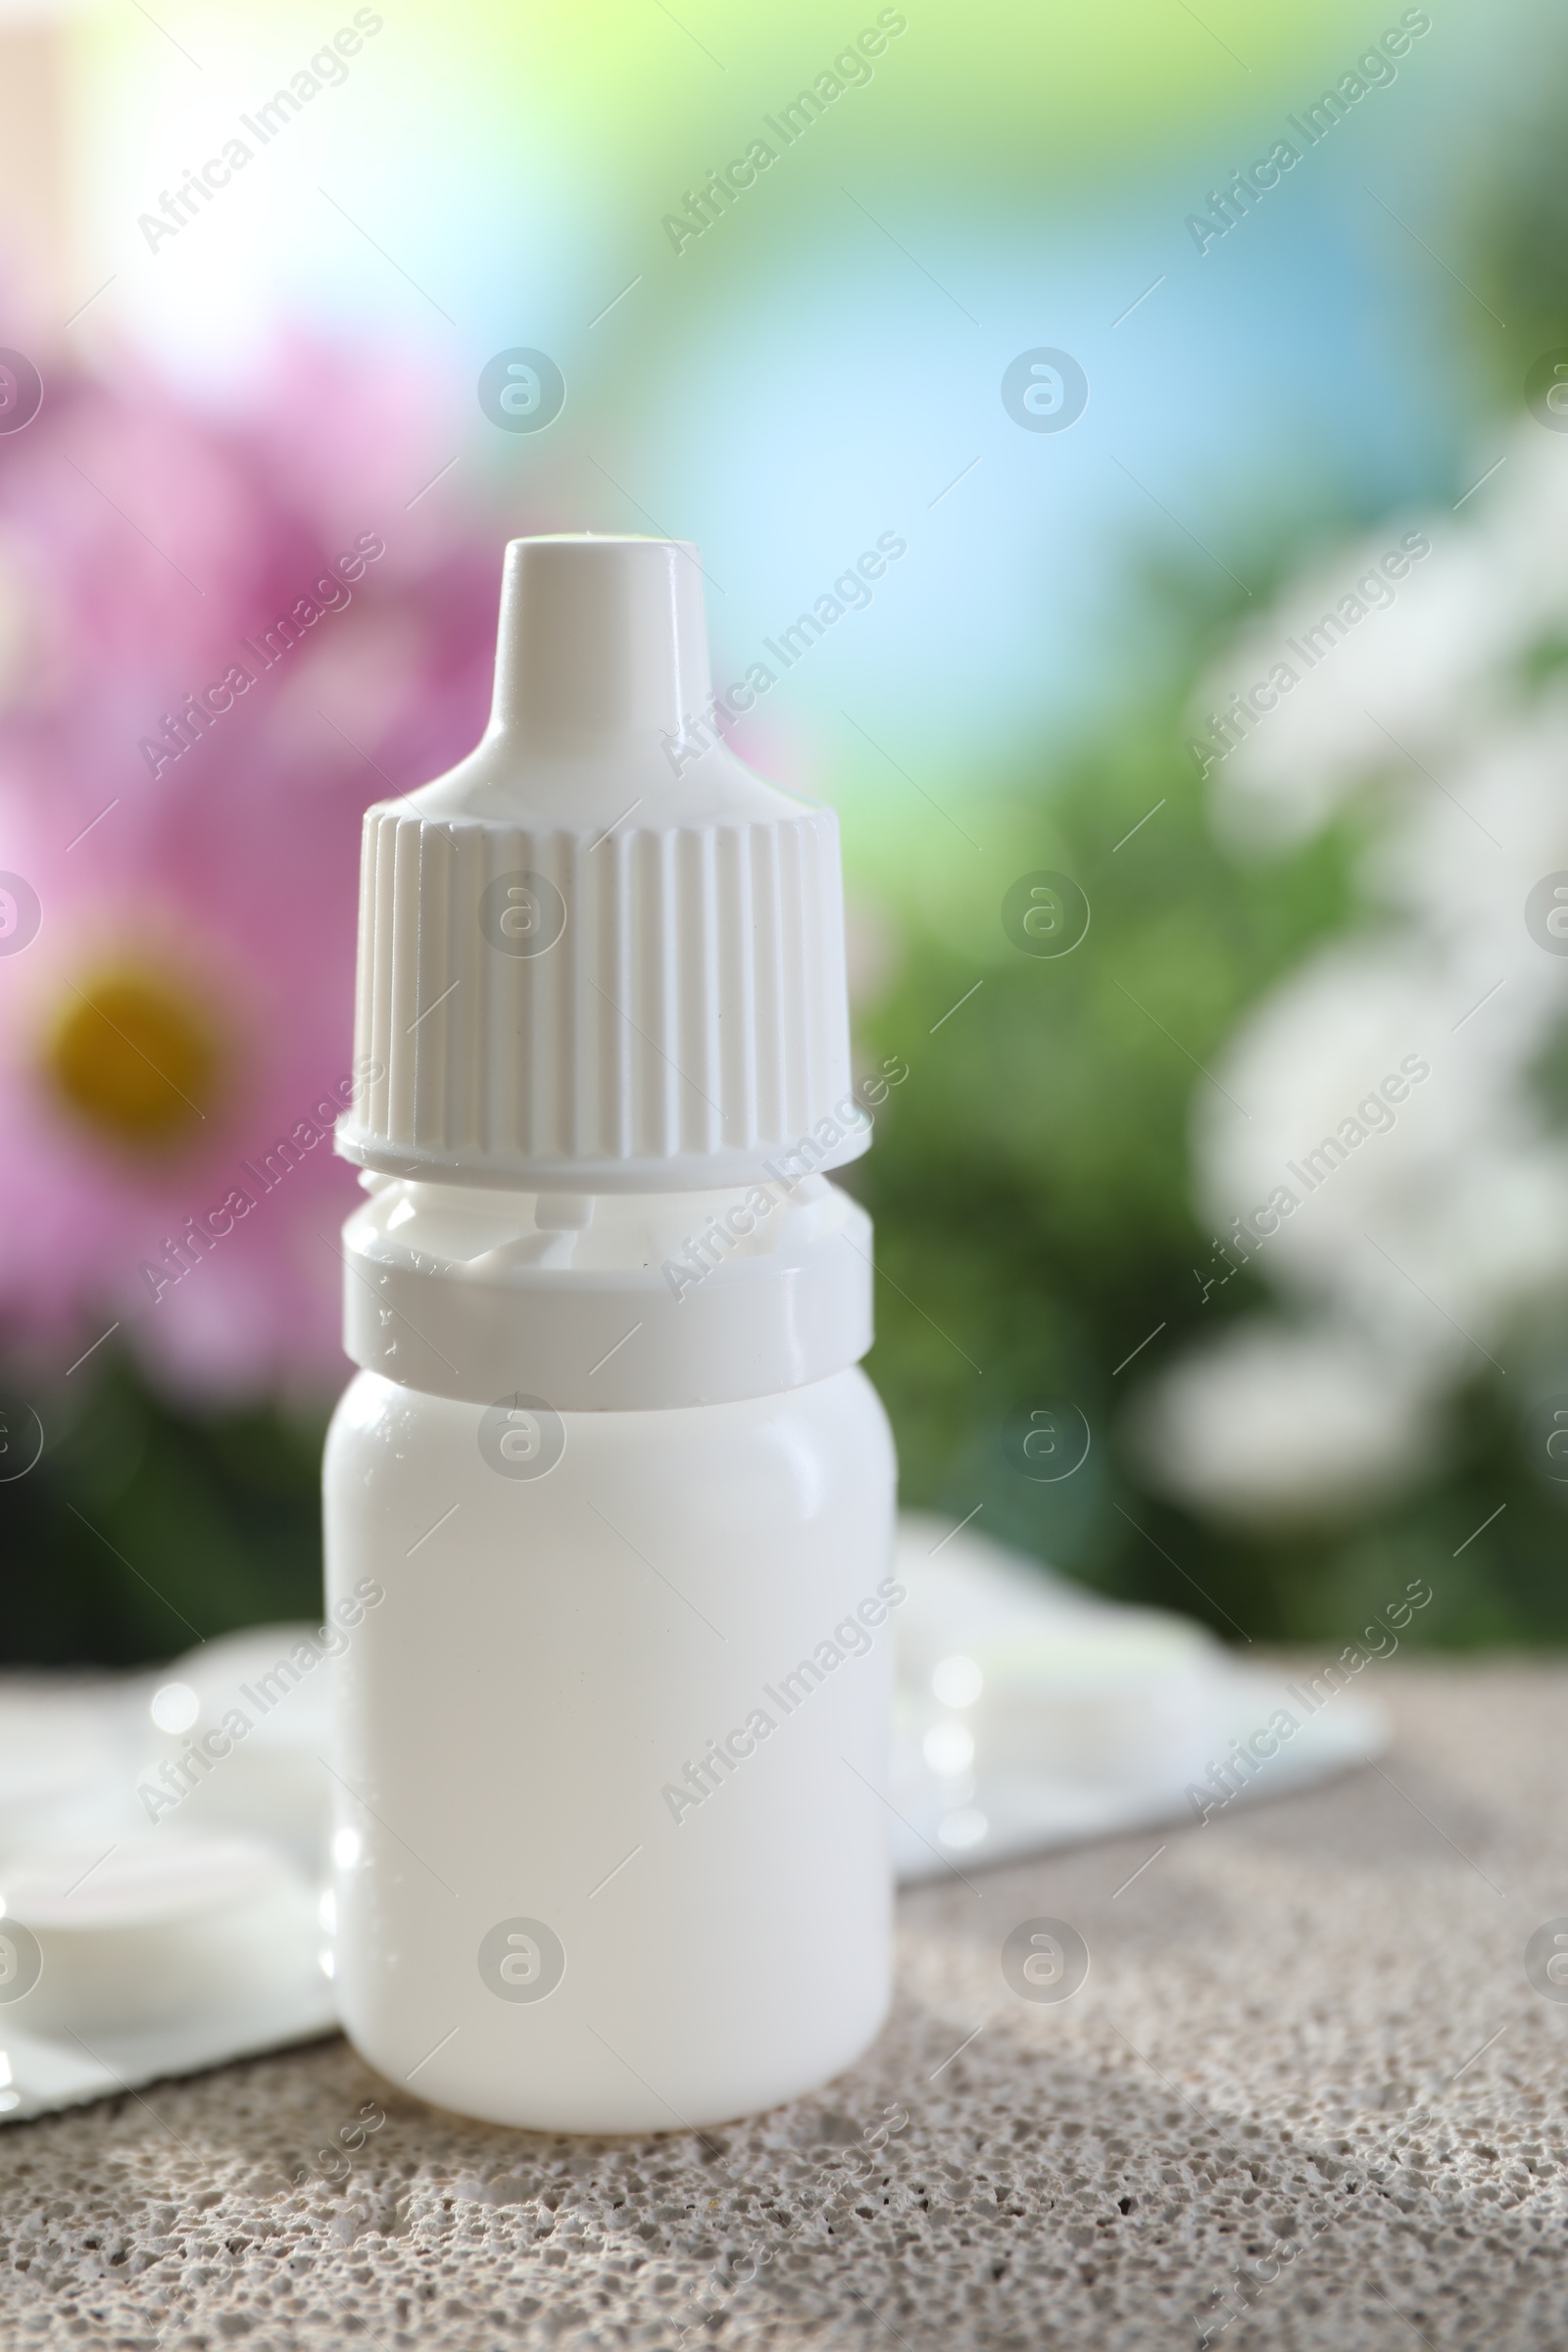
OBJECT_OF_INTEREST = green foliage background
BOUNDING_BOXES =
[844,703,1568,1657]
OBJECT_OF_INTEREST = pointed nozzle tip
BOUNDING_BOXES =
[490,533,711,742]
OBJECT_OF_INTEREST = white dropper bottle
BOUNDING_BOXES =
[323,535,899,2132]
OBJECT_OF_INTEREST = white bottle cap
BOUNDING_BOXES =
[337,536,867,1195]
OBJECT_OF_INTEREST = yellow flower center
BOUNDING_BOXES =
[43,966,225,1151]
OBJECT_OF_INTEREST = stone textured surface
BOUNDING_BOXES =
[3,1659,1566,2349]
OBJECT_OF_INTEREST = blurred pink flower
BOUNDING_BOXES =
[0,342,498,1401]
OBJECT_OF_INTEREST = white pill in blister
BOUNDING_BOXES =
[0,1828,318,2036]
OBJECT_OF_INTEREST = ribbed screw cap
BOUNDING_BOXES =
[336,536,867,1193]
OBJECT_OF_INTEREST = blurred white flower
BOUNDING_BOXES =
[1134,1322,1441,1526]
[1149,420,1568,1525]
[1192,933,1568,1355]
[1200,422,1568,853]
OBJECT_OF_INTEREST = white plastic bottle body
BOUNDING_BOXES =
[323,1364,899,2132]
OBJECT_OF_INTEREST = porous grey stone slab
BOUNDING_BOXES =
[3,1660,1565,2349]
